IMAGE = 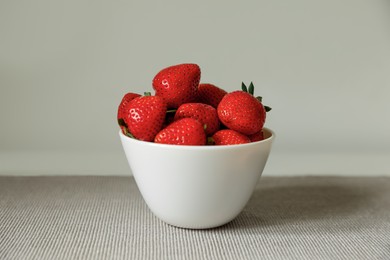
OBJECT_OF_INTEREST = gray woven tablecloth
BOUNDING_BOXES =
[0,176,389,260]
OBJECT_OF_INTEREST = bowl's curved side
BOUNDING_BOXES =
[119,129,274,229]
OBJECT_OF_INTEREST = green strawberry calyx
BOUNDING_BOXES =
[241,82,272,112]
[207,136,215,145]
[118,118,135,139]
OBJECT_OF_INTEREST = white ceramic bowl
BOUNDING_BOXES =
[119,128,275,229]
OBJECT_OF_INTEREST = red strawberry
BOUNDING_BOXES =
[248,130,264,142]
[117,92,141,121]
[152,63,201,109]
[174,103,219,136]
[197,83,227,108]
[117,92,141,134]
[211,129,250,145]
[154,118,206,145]
[217,83,268,135]
[124,94,167,142]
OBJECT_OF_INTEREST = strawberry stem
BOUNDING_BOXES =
[241,82,248,92]
[207,137,215,145]
[118,119,136,138]
[144,92,151,96]
[126,132,135,138]
[241,82,272,112]
[118,118,127,127]
[242,82,254,95]
[123,126,135,139]
[248,82,254,95]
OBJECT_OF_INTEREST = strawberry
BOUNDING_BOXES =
[248,130,264,142]
[217,82,270,135]
[117,92,141,134]
[211,129,250,145]
[174,103,219,136]
[197,83,227,108]
[154,118,206,145]
[117,92,141,121]
[124,93,166,142]
[152,63,201,109]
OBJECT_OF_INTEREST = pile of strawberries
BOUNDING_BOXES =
[117,63,271,146]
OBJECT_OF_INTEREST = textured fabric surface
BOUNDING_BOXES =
[0,176,389,260]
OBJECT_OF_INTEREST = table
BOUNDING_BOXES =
[1,176,389,259]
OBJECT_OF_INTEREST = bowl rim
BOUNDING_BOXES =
[119,127,275,150]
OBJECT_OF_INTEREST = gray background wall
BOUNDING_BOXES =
[1,0,389,176]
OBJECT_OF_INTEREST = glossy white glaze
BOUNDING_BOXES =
[120,128,275,229]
